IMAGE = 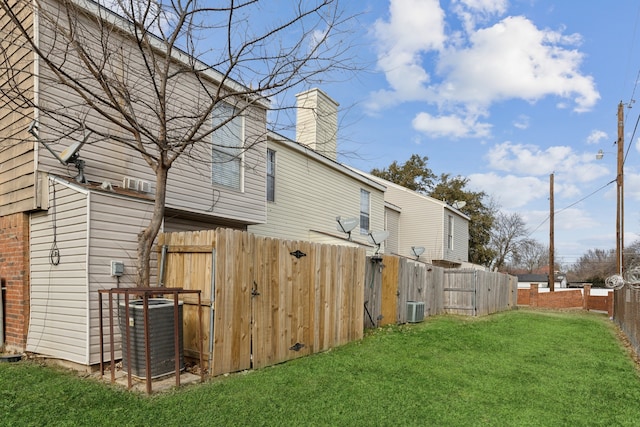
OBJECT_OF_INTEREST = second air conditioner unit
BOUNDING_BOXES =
[407,301,425,323]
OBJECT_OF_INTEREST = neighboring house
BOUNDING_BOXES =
[248,89,386,252]
[0,0,268,364]
[516,273,568,289]
[349,171,471,268]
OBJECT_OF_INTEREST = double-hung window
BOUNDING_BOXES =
[266,149,276,202]
[360,189,370,235]
[212,102,243,190]
[447,215,454,250]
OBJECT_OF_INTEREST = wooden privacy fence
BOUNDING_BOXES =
[364,256,516,327]
[157,229,365,377]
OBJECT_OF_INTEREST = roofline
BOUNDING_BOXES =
[345,166,471,220]
[267,131,387,192]
[69,0,269,109]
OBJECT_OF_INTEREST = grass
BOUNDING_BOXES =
[2,310,640,426]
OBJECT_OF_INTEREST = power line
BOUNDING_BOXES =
[526,178,616,238]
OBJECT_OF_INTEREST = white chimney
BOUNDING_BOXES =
[295,88,339,161]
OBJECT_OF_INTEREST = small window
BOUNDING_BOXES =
[266,149,275,202]
[448,215,454,250]
[212,102,243,190]
[360,189,370,234]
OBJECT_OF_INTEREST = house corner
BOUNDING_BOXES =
[0,212,30,352]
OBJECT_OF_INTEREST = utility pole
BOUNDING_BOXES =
[549,173,555,292]
[617,101,624,276]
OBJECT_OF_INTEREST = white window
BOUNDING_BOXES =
[360,189,370,234]
[448,215,454,250]
[212,102,243,190]
[266,149,275,202]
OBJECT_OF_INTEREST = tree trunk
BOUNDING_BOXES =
[136,164,169,287]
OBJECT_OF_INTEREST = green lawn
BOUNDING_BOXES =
[2,310,640,426]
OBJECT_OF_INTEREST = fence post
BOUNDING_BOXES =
[529,283,539,307]
[583,284,591,311]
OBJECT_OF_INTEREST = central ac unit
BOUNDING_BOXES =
[407,301,425,323]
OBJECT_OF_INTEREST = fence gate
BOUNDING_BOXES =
[443,270,477,315]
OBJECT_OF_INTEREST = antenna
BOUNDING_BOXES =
[411,246,425,260]
[336,216,358,240]
[28,121,90,183]
[367,230,389,255]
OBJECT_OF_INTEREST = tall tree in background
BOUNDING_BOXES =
[510,240,549,273]
[370,154,436,194]
[489,211,529,271]
[569,248,616,286]
[1,0,355,286]
[430,174,496,266]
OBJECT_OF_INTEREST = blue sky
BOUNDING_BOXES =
[282,0,640,268]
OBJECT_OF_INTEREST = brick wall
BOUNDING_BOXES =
[517,284,614,317]
[0,213,30,350]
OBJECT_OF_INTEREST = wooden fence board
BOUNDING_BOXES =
[380,255,398,325]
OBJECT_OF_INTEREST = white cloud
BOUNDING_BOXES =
[485,141,609,183]
[587,130,608,145]
[369,0,445,108]
[437,16,599,111]
[513,115,530,130]
[452,0,508,33]
[412,112,491,138]
[367,2,600,138]
[467,172,547,208]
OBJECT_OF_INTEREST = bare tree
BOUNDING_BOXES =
[510,239,548,273]
[569,248,615,286]
[1,0,356,286]
[489,211,529,271]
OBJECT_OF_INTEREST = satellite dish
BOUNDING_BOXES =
[411,246,425,259]
[336,216,358,240]
[368,230,389,254]
[452,201,466,210]
[59,140,85,163]
[27,121,90,183]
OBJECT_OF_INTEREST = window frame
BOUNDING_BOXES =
[360,189,370,235]
[266,148,276,202]
[211,102,244,190]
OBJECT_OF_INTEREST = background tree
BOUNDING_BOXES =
[370,154,436,194]
[488,211,529,271]
[510,239,548,273]
[568,248,616,286]
[2,0,355,286]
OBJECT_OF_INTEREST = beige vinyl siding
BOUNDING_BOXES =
[384,205,401,254]
[0,1,37,215]
[27,178,89,363]
[34,0,266,225]
[248,137,385,252]
[86,191,155,364]
[449,210,469,262]
[380,181,444,261]
[28,175,160,365]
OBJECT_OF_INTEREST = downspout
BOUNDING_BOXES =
[85,190,91,364]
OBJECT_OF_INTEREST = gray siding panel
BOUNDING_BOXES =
[27,179,88,363]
